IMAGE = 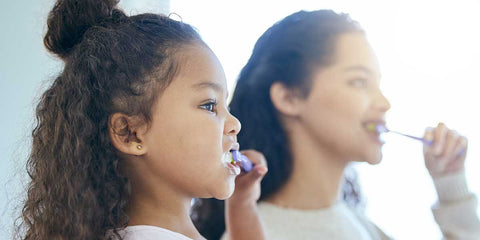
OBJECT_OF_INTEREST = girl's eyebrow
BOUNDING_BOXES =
[192,81,229,98]
[193,82,222,91]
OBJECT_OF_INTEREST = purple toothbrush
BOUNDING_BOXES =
[366,123,433,146]
[231,150,253,172]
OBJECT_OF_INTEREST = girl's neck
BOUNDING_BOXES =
[265,122,349,210]
[126,181,202,239]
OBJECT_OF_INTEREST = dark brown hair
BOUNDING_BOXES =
[16,0,202,239]
[192,10,365,240]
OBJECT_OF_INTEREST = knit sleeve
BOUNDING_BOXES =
[431,171,480,240]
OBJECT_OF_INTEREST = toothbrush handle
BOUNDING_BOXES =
[232,150,254,172]
[239,155,253,172]
[389,130,467,156]
[389,130,433,146]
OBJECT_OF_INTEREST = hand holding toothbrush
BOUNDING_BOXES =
[225,149,268,240]
[423,122,468,177]
[367,122,468,177]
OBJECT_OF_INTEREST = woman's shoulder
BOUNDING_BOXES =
[109,225,194,240]
[345,206,393,240]
[256,201,393,240]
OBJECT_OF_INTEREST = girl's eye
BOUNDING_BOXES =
[349,78,367,88]
[200,101,217,113]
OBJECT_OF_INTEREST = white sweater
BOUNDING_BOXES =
[111,225,194,240]
[256,201,379,240]
[223,171,480,240]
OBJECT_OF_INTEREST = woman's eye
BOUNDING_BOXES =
[200,101,217,113]
[349,78,367,88]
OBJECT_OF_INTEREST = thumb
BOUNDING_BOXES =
[240,150,268,174]
[237,164,268,187]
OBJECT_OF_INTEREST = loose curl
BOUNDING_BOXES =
[16,0,202,239]
[191,10,365,240]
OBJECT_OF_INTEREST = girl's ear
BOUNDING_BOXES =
[108,113,147,156]
[270,82,305,117]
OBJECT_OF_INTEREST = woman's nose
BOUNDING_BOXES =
[374,89,391,113]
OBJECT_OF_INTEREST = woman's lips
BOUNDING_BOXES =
[363,122,386,144]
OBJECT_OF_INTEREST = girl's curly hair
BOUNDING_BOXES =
[16,0,201,239]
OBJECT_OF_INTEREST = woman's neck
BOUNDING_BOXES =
[265,122,349,209]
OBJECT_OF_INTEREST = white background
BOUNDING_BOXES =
[1,0,479,239]
[169,1,480,239]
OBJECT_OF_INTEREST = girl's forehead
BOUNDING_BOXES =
[175,44,222,75]
[167,45,228,92]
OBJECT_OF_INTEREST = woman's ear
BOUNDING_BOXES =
[108,113,147,156]
[270,82,305,117]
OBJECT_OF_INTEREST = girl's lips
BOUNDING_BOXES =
[225,161,241,175]
[223,152,241,175]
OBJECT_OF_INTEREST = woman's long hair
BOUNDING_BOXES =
[16,0,201,239]
[191,10,365,240]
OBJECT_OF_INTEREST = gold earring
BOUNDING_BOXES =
[137,145,142,150]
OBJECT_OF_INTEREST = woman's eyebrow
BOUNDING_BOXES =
[343,65,372,74]
[343,65,381,79]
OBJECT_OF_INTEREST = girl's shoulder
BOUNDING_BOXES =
[109,225,194,240]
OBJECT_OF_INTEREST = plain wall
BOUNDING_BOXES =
[0,1,170,238]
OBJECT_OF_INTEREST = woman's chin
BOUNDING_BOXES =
[353,151,383,165]
[366,152,383,165]
[367,158,382,165]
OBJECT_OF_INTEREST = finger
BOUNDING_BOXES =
[423,127,435,155]
[236,150,268,183]
[453,135,468,158]
[235,165,268,188]
[444,136,468,173]
[240,149,268,169]
[433,129,458,171]
[433,122,448,156]
[440,129,459,158]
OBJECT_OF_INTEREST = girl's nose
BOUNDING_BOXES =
[225,111,241,136]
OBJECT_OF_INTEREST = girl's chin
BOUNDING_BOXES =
[212,181,235,200]
[214,192,233,200]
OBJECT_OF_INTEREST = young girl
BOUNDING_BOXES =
[17,0,267,239]
[193,10,480,239]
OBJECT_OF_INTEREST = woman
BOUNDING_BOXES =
[192,9,480,239]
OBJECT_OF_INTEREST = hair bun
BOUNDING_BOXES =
[44,0,120,59]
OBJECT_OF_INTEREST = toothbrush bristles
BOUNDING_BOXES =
[366,123,377,132]
[366,123,388,134]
